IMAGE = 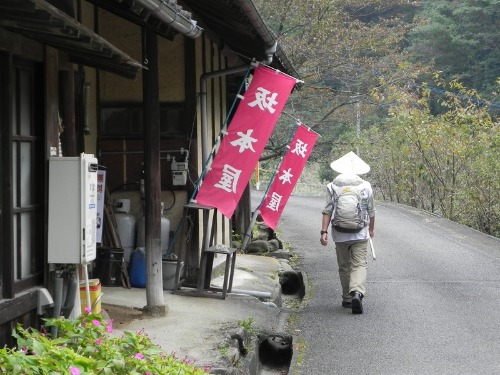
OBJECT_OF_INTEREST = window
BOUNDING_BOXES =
[0,55,44,299]
[100,102,186,138]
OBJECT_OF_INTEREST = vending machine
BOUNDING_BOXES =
[48,153,99,264]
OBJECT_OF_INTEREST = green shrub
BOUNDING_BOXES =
[0,308,211,375]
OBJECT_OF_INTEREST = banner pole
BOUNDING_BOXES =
[255,62,304,85]
[241,123,299,250]
[194,65,300,217]
[242,209,261,250]
[190,63,256,202]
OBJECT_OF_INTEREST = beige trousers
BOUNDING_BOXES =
[335,239,368,302]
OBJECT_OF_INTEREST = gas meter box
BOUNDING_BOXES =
[48,154,98,264]
[171,161,188,186]
[172,171,187,186]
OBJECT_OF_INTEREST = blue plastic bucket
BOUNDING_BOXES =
[129,248,146,288]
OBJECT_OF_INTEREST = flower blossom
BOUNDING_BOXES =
[69,366,81,375]
[134,353,144,360]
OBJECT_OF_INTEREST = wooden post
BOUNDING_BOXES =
[142,28,166,316]
[61,70,76,156]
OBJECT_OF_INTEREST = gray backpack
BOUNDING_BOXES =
[328,182,368,233]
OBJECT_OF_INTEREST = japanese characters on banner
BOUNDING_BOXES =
[195,65,298,218]
[259,124,318,229]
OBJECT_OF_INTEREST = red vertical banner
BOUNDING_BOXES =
[259,124,318,229]
[195,65,297,218]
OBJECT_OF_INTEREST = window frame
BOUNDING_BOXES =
[99,102,187,139]
[0,54,44,299]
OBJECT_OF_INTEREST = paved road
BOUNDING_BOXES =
[261,194,500,375]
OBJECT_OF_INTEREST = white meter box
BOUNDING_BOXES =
[48,154,98,264]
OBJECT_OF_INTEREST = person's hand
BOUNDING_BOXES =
[320,233,328,246]
[369,229,375,238]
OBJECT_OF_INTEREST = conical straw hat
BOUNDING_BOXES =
[330,151,370,175]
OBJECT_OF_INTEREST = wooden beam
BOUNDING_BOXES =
[61,70,77,156]
[142,27,165,315]
[0,290,38,325]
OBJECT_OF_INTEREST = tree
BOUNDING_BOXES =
[408,0,500,96]
[254,0,419,167]
[364,74,500,236]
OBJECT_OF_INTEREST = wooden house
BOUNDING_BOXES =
[0,0,298,347]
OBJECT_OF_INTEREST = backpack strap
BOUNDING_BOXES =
[324,182,337,212]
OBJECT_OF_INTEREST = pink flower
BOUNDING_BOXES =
[106,324,113,333]
[95,338,102,345]
[84,307,92,314]
[92,319,101,326]
[69,366,81,375]
[134,353,144,360]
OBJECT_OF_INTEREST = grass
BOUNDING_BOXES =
[237,317,256,340]
[291,336,308,374]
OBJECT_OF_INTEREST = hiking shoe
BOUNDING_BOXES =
[341,301,352,308]
[351,292,363,314]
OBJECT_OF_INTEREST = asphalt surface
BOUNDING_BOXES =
[275,194,500,375]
